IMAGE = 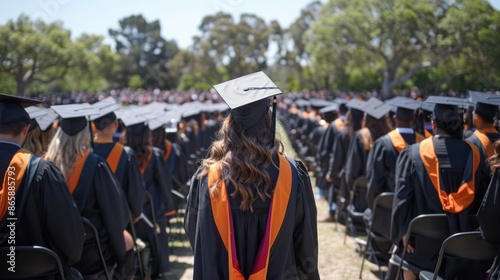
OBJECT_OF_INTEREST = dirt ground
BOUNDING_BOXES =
[164,127,384,279]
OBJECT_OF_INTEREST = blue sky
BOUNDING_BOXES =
[1,0,499,49]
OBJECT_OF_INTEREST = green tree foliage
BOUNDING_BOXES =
[109,14,179,89]
[307,0,500,97]
[0,15,76,96]
[128,74,143,89]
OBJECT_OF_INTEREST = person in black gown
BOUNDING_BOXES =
[0,94,84,279]
[184,72,319,279]
[46,103,129,278]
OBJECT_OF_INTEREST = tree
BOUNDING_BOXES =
[109,15,179,89]
[0,15,76,96]
[307,0,499,98]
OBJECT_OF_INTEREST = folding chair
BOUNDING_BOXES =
[395,214,450,280]
[419,231,499,280]
[359,192,394,279]
[344,176,368,249]
[81,217,112,280]
[0,245,65,279]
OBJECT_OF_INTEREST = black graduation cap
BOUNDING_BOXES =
[0,93,42,125]
[213,71,282,131]
[36,109,59,131]
[386,97,421,121]
[469,91,500,120]
[424,96,466,122]
[90,97,120,130]
[319,103,339,114]
[51,103,99,136]
[346,99,366,112]
[333,98,349,113]
[363,97,392,120]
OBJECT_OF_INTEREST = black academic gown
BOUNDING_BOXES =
[477,169,500,280]
[185,156,319,280]
[0,142,84,273]
[93,142,145,219]
[391,136,487,279]
[72,153,129,275]
[466,130,500,206]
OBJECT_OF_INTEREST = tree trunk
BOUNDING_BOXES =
[382,68,395,99]
[17,79,25,97]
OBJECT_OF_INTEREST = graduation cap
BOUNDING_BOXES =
[386,97,421,121]
[120,108,149,135]
[90,97,120,130]
[213,71,282,131]
[363,97,392,120]
[424,96,466,123]
[0,93,42,125]
[333,98,349,113]
[319,103,339,114]
[51,103,99,136]
[469,91,500,120]
[36,109,59,131]
[346,99,366,111]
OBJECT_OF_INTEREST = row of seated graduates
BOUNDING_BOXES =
[18,97,228,279]
[278,92,500,280]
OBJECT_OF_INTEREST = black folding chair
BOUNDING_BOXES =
[395,214,450,280]
[359,192,394,279]
[0,245,65,279]
[419,231,499,280]
[344,176,368,250]
[81,217,112,280]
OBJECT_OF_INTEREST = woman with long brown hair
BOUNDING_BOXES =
[184,72,319,279]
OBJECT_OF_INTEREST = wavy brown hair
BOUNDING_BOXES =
[198,110,284,211]
[120,126,152,169]
[359,115,393,151]
[23,125,44,155]
[488,116,500,172]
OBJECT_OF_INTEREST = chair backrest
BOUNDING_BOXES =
[396,214,450,279]
[350,176,368,212]
[81,217,111,280]
[430,231,499,280]
[0,245,65,280]
[370,192,394,241]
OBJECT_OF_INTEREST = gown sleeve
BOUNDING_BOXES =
[40,160,85,265]
[153,150,176,215]
[391,146,416,244]
[477,170,500,243]
[344,132,364,189]
[366,138,391,209]
[94,158,129,261]
[293,160,320,280]
[184,169,202,248]
[123,148,145,219]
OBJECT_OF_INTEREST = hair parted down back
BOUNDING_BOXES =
[198,110,284,211]
[120,127,152,170]
[45,125,91,179]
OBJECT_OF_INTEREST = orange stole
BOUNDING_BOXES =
[208,155,292,280]
[163,140,172,161]
[388,130,424,153]
[66,150,90,194]
[473,128,497,158]
[419,138,479,213]
[424,130,433,138]
[140,147,153,175]
[0,149,31,220]
[106,143,124,174]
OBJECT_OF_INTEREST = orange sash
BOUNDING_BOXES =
[334,118,345,131]
[163,140,172,161]
[0,149,31,220]
[140,147,153,175]
[424,130,433,138]
[419,138,479,213]
[388,130,425,153]
[208,155,292,280]
[473,128,497,159]
[106,143,124,174]
[66,150,90,194]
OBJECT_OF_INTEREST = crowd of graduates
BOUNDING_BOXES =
[279,92,500,279]
[1,83,500,279]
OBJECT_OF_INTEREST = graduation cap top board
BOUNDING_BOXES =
[424,96,466,123]
[469,91,500,120]
[120,107,150,135]
[386,97,421,121]
[213,71,282,131]
[363,97,392,120]
[51,103,99,136]
[0,93,42,125]
[90,97,120,130]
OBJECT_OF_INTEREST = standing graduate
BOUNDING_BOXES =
[46,103,130,278]
[184,72,319,280]
[91,97,146,279]
[120,108,176,279]
[466,91,500,205]
[391,96,488,280]
[0,94,84,278]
